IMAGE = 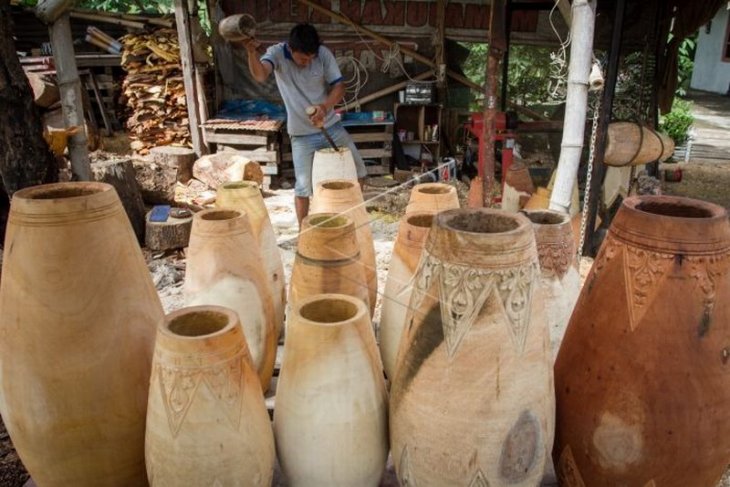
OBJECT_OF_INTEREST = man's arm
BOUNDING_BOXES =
[243,39,272,83]
[309,81,345,126]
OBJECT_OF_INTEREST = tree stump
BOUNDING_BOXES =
[145,209,193,251]
[91,158,145,242]
[193,152,264,189]
[133,158,177,205]
[150,146,196,183]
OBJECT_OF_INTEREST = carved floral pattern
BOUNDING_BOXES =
[624,246,674,330]
[495,263,539,354]
[439,264,494,358]
[407,249,538,358]
[688,252,730,312]
[537,239,574,280]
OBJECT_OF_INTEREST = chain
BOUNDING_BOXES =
[577,94,603,259]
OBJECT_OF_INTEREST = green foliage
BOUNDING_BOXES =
[676,35,697,97]
[461,42,560,111]
[659,98,694,144]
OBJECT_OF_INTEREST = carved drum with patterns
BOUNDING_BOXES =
[554,195,730,486]
[390,208,555,486]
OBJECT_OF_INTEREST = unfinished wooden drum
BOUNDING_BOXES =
[554,195,730,487]
[216,181,286,337]
[523,210,580,359]
[311,148,358,190]
[502,161,535,212]
[146,306,275,486]
[185,209,277,392]
[0,182,163,486]
[604,122,675,166]
[275,294,388,487]
[289,213,370,313]
[405,182,460,215]
[390,208,554,486]
[311,179,377,312]
[379,212,433,379]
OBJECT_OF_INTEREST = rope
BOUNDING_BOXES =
[547,0,572,100]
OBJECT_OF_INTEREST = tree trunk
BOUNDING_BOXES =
[0,0,58,198]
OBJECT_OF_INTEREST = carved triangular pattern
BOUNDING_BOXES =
[202,355,245,430]
[557,445,586,487]
[469,468,490,487]
[403,251,442,341]
[495,262,538,354]
[158,365,204,438]
[623,246,673,331]
[688,252,730,312]
[437,262,495,358]
[399,445,414,486]
[643,481,657,487]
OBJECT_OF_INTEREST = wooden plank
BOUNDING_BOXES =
[204,132,269,145]
[262,163,278,175]
[70,11,146,29]
[359,148,391,159]
[349,132,392,143]
[174,0,206,157]
[218,148,278,163]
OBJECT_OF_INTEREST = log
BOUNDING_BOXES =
[218,14,256,42]
[91,158,146,242]
[145,209,193,251]
[26,72,60,108]
[150,145,196,182]
[193,152,263,189]
[604,122,675,166]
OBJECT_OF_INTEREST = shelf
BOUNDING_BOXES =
[402,140,440,145]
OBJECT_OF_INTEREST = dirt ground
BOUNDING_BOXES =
[662,160,730,210]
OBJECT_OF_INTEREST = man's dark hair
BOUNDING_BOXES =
[288,23,320,54]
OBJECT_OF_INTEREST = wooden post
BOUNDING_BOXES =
[480,0,507,206]
[548,0,596,214]
[35,0,76,23]
[500,0,512,112]
[435,0,446,93]
[174,0,207,157]
[582,0,626,257]
[49,13,91,181]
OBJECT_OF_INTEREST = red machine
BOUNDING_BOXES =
[465,112,516,201]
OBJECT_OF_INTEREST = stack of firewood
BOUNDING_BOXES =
[120,29,190,154]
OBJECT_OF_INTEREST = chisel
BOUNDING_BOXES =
[306,106,339,151]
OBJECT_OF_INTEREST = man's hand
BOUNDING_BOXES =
[241,37,261,54]
[307,104,327,128]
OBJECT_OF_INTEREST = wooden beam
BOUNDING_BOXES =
[35,0,75,24]
[297,0,481,93]
[70,11,146,29]
[204,132,269,145]
[173,0,207,157]
[352,70,434,108]
[49,13,90,180]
